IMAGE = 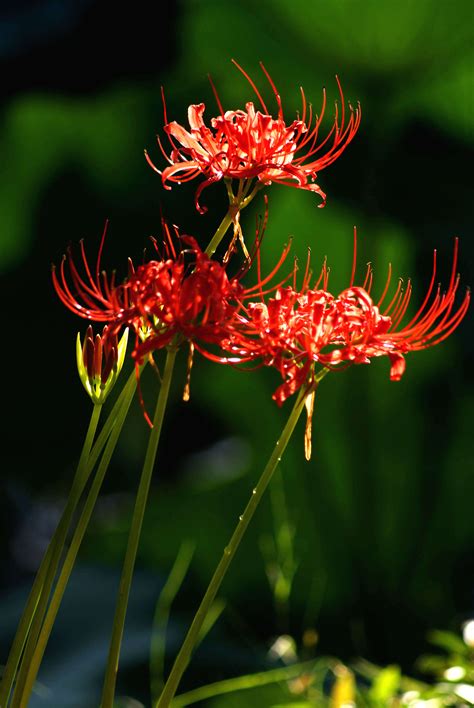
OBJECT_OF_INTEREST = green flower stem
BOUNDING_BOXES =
[204,210,234,258]
[86,368,140,474]
[101,347,178,708]
[156,386,310,708]
[0,402,102,706]
[15,371,138,708]
[204,179,261,258]
[1,367,139,707]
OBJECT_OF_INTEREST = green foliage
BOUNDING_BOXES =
[164,627,474,707]
[0,86,153,271]
[368,665,401,704]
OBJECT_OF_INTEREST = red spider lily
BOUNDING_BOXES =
[52,224,241,355]
[129,236,246,360]
[146,61,361,213]
[218,233,470,406]
[129,225,296,364]
[52,218,295,366]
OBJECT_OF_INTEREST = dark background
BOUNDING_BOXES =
[0,1,473,706]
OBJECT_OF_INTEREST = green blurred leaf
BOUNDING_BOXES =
[0,86,151,271]
[251,0,473,75]
[428,630,469,656]
[417,655,452,675]
[369,664,401,702]
[402,51,474,142]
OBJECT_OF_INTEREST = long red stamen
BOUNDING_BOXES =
[231,59,269,113]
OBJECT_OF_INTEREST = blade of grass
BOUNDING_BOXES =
[150,541,196,703]
[170,660,323,707]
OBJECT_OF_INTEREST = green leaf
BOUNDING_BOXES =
[0,87,150,272]
[170,660,323,707]
[369,664,401,702]
[428,630,469,656]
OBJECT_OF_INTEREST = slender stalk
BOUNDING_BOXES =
[204,179,261,258]
[0,403,102,706]
[156,387,309,708]
[86,368,141,477]
[204,210,234,258]
[2,367,139,706]
[101,347,177,708]
[15,373,138,708]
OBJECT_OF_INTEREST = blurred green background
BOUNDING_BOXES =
[0,0,473,705]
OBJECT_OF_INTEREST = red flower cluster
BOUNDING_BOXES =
[127,235,245,360]
[146,61,361,213]
[53,223,469,410]
[52,220,292,366]
[216,235,470,405]
[53,227,233,357]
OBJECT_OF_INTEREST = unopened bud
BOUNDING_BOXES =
[76,326,129,404]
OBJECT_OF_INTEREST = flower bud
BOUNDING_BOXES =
[76,326,129,404]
